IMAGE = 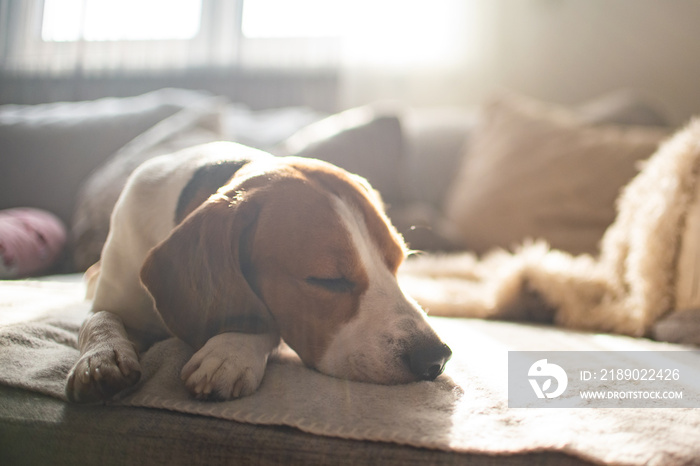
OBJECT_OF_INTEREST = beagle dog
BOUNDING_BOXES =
[66,142,451,402]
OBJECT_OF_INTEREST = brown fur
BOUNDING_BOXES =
[141,157,405,367]
[140,190,275,350]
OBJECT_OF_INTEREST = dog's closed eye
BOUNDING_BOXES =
[306,277,355,293]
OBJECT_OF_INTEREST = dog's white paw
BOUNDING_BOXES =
[181,332,274,400]
[65,311,141,403]
[66,342,141,403]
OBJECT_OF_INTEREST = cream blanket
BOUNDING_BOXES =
[2,275,700,466]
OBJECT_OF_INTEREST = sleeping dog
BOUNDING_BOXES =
[66,142,451,402]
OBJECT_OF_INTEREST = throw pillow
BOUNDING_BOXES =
[72,102,225,271]
[0,208,66,278]
[0,88,222,230]
[279,104,404,205]
[444,91,669,255]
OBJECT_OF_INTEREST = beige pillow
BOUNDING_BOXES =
[445,92,668,256]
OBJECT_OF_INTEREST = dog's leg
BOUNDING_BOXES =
[65,311,141,403]
[651,308,700,345]
[181,332,280,400]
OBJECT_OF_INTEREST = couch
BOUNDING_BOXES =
[2,87,700,466]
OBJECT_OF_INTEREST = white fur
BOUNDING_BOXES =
[317,198,438,384]
[68,142,275,402]
[181,332,279,399]
[91,142,268,334]
[65,310,141,403]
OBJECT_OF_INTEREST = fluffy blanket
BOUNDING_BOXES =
[2,276,700,466]
[403,119,700,342]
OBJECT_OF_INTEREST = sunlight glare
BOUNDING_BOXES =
[242,0,476,68]
[42,0,202,42]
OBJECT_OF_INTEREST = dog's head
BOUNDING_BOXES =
[140,156,451,384]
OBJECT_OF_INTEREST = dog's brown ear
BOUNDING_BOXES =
[140,192,273,349]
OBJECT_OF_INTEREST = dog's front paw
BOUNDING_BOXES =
[65,344,141,403]
[181,333,273,400]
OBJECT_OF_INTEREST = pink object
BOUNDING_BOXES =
[0,208,67,278]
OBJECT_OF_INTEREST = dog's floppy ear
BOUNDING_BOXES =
[140,191,274,349]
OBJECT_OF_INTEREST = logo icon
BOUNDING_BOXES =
[528,359,568,399]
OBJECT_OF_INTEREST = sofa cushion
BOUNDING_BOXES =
[71,102,225,271]
[401,107,478,208]
[444,91,669,256]
[0,88,223,232]
[279,104,404,205]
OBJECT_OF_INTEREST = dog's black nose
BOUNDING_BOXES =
[407,342,452,380]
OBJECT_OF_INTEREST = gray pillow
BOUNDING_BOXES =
[0,88,221,229]
[279,104,404,205]
[72,103,225,271]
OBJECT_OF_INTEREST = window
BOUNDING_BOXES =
[1,0,477,75]
[241,0,477,69]
[42,0,202,42]
[1,0,236,74]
